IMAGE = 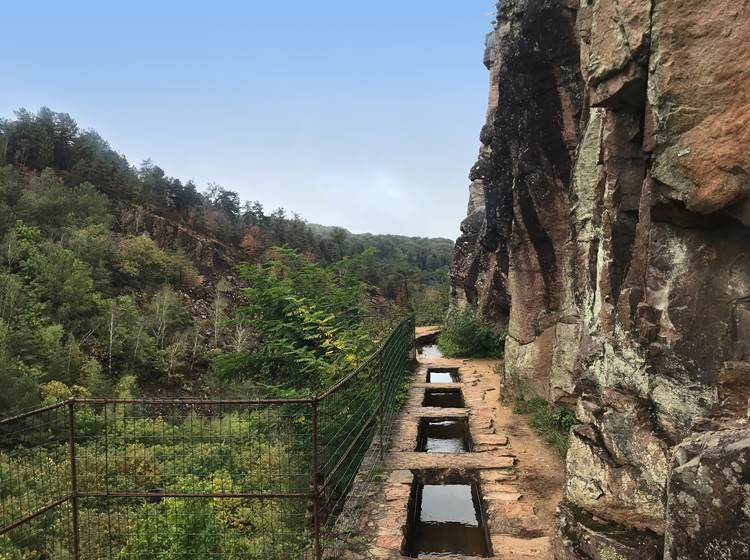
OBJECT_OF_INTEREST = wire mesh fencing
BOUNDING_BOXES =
[0,316,415,559]
[0,403,74,559]
[317,316,415,557]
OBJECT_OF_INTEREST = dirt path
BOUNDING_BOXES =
[341,341,563,559]
[491,371,565,534]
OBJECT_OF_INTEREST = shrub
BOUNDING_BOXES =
[437,309,505,358]
[513,396,576,458]
[211,247,378,393]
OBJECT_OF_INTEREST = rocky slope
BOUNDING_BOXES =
[117,204,242,271]
[450,0,750,557]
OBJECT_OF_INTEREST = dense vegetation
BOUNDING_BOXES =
[0,107,452,413]
[0,401,310,559]
[0,242,405,558]
[0,107,433,558]
[0,166,197,413]
[437,309,506,358]
[211,246,396,397]
[0,107,452,304]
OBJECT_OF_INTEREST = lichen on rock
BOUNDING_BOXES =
[451,0,750,556]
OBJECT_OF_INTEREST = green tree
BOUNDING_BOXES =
[13,171,111,238]
[103,295,157,376]
[211,247,375,393]
[147,286,192,350]
[0,321,42,412]
[23,239,101,336]
[114,234,196,291]
[65,224,114,292]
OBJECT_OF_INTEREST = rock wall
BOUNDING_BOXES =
[450,0,750,557]
[118,204,239,270]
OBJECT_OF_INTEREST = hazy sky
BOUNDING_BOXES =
[2,1,494,239]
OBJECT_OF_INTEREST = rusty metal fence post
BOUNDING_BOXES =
[310,398,322,560]
[67,401,80,560]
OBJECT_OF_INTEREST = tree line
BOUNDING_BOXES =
[0,107,452,558]
[0,107,452,412]
[0,107,453,305]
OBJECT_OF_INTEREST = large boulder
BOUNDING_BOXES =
[565,391,669,531]
[555,503,662,560]
[664,426,750,559]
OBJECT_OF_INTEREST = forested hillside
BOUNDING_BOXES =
[0,107,451,413]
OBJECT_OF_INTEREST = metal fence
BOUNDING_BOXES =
[0,316,415,560]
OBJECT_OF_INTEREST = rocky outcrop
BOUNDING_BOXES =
[664,426,750,559]
[451,0,750,556]
[566,390,669,531]
[648,0,750,218]
[117,204,240,270]
[450,0,584,368]
[555,503,662,560]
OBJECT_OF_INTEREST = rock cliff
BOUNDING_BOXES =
[450,0,750,557]
[118,204,240,270]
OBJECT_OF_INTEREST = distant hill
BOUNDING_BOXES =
[0,107,451,411]
[307,222,453,243]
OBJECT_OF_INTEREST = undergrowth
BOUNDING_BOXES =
[437,309,506,358]
[513,396,576,459]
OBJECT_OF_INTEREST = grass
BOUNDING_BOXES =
[513,396,576,459]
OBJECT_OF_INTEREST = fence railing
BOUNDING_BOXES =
[0,316,415,560]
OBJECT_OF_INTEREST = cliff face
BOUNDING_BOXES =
[451,0,750,557]
[118,204,241,271]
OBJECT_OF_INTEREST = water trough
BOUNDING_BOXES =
[403,471,492,558]
[422,388,465,408]
[416,418,472,453]
[426,367,460,383]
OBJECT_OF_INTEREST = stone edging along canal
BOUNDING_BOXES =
[336,345,557,559]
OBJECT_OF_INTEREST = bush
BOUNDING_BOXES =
[211,247,379,393]
[513,396,576,459]
[437,309,505,358]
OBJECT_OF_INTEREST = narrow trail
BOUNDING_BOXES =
[343,327,563,559]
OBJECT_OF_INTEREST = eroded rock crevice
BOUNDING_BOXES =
[451,0,750,557]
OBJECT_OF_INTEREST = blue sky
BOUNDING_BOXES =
[2,1,494,239]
